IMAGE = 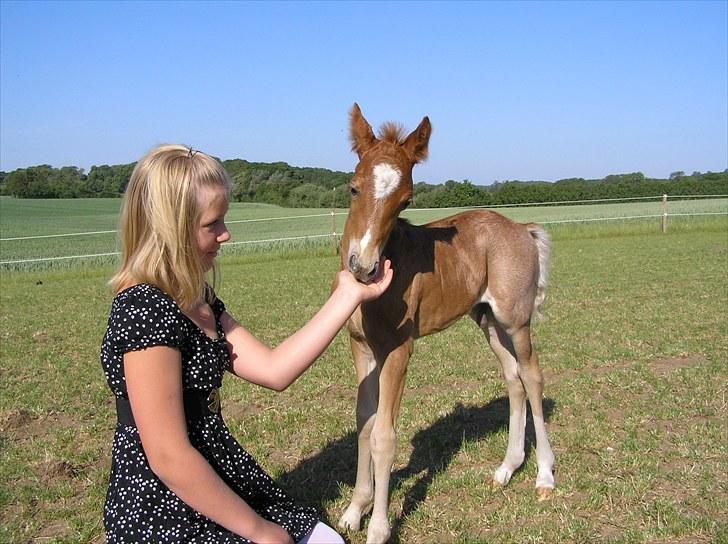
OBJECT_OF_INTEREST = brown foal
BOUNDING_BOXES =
[336,104,555,543]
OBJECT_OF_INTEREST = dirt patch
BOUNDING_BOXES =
[33,330,50,343]
[223,399,265,421]
[33,458,82,480]
[318,383,356,402]
[266,449,301,472]
[0,408,34,432]
[543,353,710,386]
[32,520,71,541]
[649,355,709,376]
[0,409,75,442]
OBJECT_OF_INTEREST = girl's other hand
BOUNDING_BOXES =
[255,520,293,544]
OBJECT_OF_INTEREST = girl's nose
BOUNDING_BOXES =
[219,225,231,243]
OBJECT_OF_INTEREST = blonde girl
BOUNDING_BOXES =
[101,144,392,543]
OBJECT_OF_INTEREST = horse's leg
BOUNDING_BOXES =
[510,325,555,499]
[471,305,528,487]
[339,336,379,532]
[366,343,411,544]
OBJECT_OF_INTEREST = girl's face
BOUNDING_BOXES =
[196,185,230,271]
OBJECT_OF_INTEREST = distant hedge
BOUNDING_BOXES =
[1,160,725,208]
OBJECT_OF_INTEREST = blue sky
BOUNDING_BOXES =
[1,0,726,184]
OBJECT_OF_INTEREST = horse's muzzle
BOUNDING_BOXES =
[348,253,379,283]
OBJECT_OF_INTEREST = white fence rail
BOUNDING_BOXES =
[1,194,726,266]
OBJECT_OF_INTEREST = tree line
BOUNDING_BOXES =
[413,171,728,208]
[1,159,725,208]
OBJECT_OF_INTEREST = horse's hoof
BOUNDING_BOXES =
[338,507,362,532]
[366,520,391,544]
[493,465,513,487]
[537,486,554,501]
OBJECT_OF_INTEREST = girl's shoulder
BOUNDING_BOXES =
[111,283,181,319]
[107,283,187,351]
[115,282,173,301]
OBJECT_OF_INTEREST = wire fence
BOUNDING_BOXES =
[1,194,726,267]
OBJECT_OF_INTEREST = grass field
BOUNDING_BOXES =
[1,195,726,267]
[0,200,726,543]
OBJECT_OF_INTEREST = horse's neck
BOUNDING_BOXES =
[385,219,415,258]
[386,218,455,259]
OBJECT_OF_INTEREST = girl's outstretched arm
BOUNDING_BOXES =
[223,260,393,391]
[124,347,293,544]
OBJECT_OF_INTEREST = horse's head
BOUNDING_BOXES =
[342,103,431,282]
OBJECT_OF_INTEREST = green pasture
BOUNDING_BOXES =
[1,196,726,268]
[0,198,348,266]
[0,203,727,543]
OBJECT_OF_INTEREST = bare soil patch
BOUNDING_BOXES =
[222,399,265,421]
[543,353,710,385]
[0,408,75,441]
[649,354,709,376]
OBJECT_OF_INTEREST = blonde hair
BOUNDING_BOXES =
[110,144,232,310]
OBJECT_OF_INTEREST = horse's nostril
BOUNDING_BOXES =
[366,261,380,281]
[348,254,358,271]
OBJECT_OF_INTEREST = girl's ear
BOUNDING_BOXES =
[349,103,377,158]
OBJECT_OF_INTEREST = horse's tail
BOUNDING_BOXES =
[526,223,551,321]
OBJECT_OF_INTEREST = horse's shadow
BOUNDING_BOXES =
[278,396,555,543]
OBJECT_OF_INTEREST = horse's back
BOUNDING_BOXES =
[423,209,539,254]
[424,208,530,232]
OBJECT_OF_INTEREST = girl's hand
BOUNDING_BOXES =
[254,520,293,544]
[336,258,393,303]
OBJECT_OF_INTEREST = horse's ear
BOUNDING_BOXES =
[402,116,431,164]
[349,103,377,158]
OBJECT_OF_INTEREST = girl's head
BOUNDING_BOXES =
[110,144,232,310]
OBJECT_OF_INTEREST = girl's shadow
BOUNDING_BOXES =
[278,397,555,542]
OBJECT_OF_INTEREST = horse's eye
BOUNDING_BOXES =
[350,186,359,198]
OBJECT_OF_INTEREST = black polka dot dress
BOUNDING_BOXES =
[100,283,318,543]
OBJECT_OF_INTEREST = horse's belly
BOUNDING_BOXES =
[415,294,475,338]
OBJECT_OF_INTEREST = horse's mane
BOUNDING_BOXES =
[378,122,407,145]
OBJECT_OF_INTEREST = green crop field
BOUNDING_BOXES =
[1,195,726,269]
[0,198,726,543]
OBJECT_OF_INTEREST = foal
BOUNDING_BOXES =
[336,104,555,544]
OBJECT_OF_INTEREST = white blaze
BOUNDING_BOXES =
[360,228,372,252]
[373,163,401,200]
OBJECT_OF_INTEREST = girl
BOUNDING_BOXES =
[100,144,392,543]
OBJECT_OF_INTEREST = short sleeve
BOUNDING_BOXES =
[108,284,186,354]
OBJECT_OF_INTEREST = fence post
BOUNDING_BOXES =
[331,212,338,256]
[330,186,338,255]
[661,194,668,233]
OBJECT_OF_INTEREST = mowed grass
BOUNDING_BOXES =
[0,196,350,265]
[1,195,726,266]
[0,209,726,543]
